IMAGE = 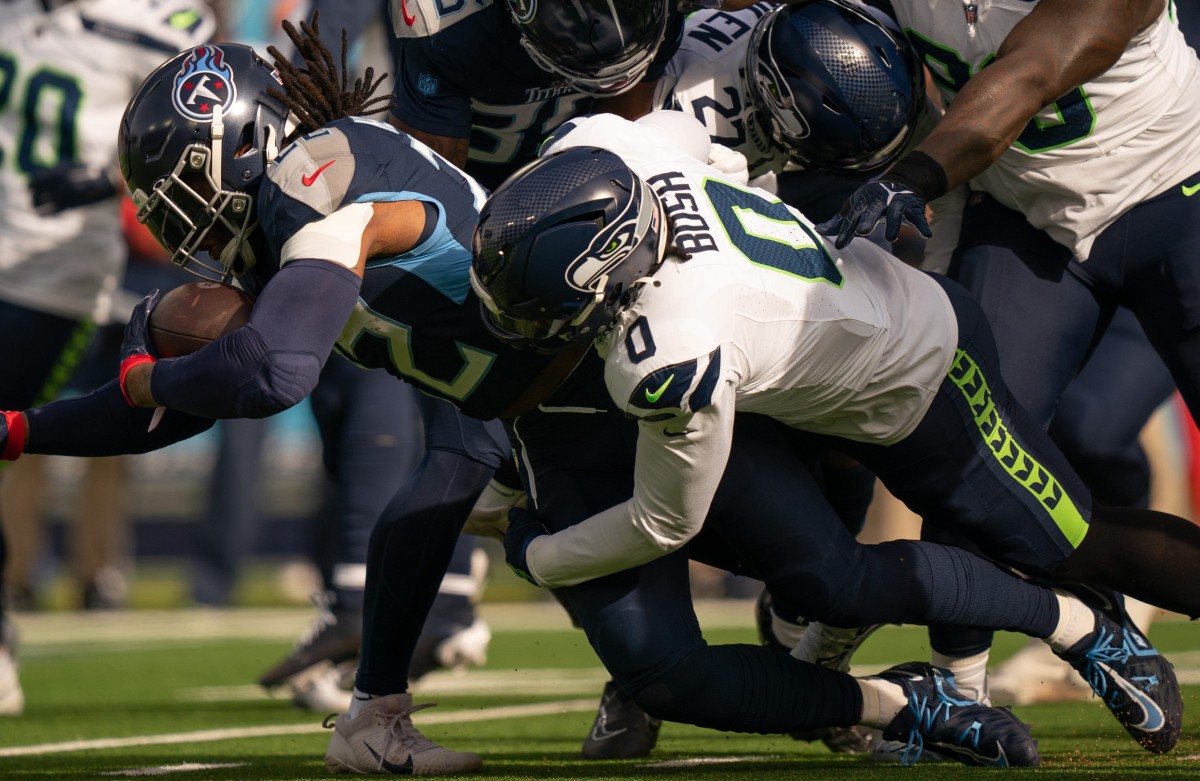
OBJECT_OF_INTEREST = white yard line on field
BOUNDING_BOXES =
[0,699,597,758]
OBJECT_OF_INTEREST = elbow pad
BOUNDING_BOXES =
[234,350,324,418]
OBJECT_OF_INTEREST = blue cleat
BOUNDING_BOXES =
[1055,606,1182,754]
[878,662,1039,767]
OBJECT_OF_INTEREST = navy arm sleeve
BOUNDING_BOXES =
[24,380,214,457]
[150,260,362,419]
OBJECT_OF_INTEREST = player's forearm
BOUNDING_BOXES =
[525,502,672,587]
[22,380,212,457]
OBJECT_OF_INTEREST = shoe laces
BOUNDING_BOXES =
[375,701,439,771]
[294,591,338,650]
[900,673,975,766]
[1077,622,1134,698]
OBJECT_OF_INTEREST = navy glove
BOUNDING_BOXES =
[504,506,549,586]
[29,163,118,216]
[816,180,932,250]
[118,291,161,407]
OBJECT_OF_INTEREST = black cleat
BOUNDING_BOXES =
[259,593,361,689]
[581,680,662,759]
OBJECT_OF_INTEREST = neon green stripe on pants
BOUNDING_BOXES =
[948,348,1089,548]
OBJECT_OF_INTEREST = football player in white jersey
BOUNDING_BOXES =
[0,0,214,717]
[471,113,1200,757]
[817,0,1200,708]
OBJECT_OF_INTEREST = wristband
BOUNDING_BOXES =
[882,151,948,202]
[2,410,27,460]
[119,353,157,407]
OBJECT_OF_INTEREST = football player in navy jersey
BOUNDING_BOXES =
[0,17,1096,773]
[388,0,684,188]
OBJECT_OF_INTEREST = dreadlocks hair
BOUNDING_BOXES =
[267,10,393,145]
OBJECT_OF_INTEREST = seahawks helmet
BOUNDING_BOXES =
[118,44,292,280]
[746,0,923,177]
[470,146,664,353]
[507,0,670,96]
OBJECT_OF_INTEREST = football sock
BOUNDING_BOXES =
[347,687,376,719]
[1046,590,1097,653]
[856,677,908,729]
[930,649,990,703]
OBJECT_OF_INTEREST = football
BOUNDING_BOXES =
[148,281,254,358]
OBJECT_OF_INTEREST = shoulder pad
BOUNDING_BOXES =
[391,0,495,39]
[625,348,722,420]
[79,0,216,55]
[268,127,357,217]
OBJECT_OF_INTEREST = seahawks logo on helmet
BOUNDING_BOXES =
[565,186,659,293]
[509,0,537,24]
[172,45,237,122]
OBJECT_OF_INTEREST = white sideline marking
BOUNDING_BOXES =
[100,763,246,776]
[0,699,597,758]
[643,756,776,767]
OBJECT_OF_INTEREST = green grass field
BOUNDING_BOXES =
[3,600,1199,780]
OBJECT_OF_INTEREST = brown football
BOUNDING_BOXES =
[148,281,254,358]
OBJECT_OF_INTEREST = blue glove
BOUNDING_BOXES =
[118,291,160,407]
[29,163,118,215]
[504,506,549,586]
[816,179,932,250]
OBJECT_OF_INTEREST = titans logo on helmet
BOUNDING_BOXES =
[172,45,236,122]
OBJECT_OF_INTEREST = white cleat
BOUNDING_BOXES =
[434,619,491,673]
[325,692,482,775]
[0,619,24,717]
[288,661,354,714]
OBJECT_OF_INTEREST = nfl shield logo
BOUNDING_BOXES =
[172,45,237,122]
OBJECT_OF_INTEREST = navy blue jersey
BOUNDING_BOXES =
[391,0,682,189]
[253,117,554,419]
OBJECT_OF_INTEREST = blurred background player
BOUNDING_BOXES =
[0,0,215,716]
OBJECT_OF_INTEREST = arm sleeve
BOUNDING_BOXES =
[24,380,214,457]
[523,400,735,587]
[150,259,361,419]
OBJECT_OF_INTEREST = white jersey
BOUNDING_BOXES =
[0,0,214,321]
[523,114,957,588]
[654,4,789,181]
[890,0,1200,260]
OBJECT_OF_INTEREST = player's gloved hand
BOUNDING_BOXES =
[504,506,549,586]
[28,163,118,216]
[816,180,931,249]
[816,151,947,249]
[118,290,161,407]
[0,411,27,461]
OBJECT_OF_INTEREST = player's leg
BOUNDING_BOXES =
[325,394,506,775]
[992,310,1175,706]
[0,300,93,716]
[512,405,1039,767]
[852,275,1190,752]
[260,356,425,709]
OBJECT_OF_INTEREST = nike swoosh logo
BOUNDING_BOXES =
[302,160,335,187]
[401,0,416,25]
[1182,182,1200,197]
[933,740,1008,767]
[589,723,629,742]
[1099,661,1166,731]
[365,744,415,774]
[644,374,674,403]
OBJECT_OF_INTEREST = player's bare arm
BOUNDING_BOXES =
[390,116,471,168]
[916,0,1164,191]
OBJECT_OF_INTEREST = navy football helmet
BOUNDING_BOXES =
[118,44,293,280]
[470,146,664,353]
[506,0,670,96]
[745,0,924,177]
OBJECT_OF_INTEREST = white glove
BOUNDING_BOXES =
[707,143,749,185]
